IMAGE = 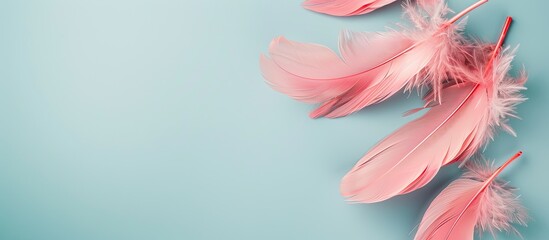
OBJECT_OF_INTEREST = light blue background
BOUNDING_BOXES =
[0,0,547,239]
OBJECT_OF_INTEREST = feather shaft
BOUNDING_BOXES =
[447,0,489,24]
[484,16,513,75]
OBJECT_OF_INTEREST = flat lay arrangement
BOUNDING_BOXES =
[260,0,529,239]
[5,1,544,239]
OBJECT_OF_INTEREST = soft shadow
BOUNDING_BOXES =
[345,166,461,237]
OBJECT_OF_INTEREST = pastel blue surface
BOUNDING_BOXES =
[0,0,547,239]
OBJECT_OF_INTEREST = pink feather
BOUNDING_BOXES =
[414,152,528,240]
[302,0,440,16]
[261,0,486,118]
[340,17,527,203]
[302,0,398,16]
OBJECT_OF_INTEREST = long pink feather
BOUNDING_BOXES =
[340,17,527,203]
[302,0,440,16]
[261,0,486,118]
[414,152,528,240]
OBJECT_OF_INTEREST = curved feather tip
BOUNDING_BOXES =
[302,0,444,16]
[302,0,398,16]
[414,152,528,240]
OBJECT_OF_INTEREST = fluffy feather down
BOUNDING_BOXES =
[468,45,528,140]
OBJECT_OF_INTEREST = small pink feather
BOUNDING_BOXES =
[261,0,487,118]
[302,0,440,16]
[414,152,528,240]
[340,17,527,203]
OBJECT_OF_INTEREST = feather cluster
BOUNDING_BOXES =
[341,24,527,203]
[260,0,530,239]
[414,153,528,240]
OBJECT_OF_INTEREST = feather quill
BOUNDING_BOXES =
[340,17,527,203]
[302,0,440,16]
[414,152,528,240]
[261,0,486,118]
